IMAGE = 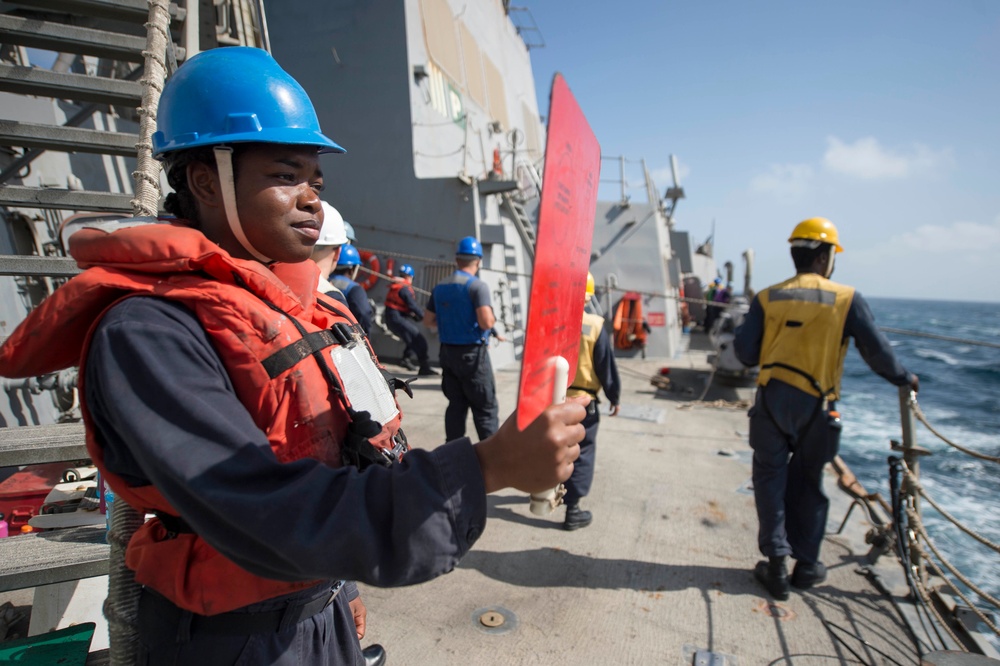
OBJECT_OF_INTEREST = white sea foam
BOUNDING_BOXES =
[915,348,961,366]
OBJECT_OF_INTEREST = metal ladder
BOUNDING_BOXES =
[500,191,536,262]
[0,0,191,214]
[0,2,190,662]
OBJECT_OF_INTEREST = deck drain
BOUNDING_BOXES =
[472,606,517,634]
[756,600,796,620]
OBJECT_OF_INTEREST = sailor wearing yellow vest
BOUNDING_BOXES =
[734,217,919,601]
[563,273,621,530]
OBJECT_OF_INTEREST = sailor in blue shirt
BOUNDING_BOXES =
[424,237,502,441]
[331,244,373,335]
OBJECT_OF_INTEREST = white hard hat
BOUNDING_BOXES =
[318,201,348,246]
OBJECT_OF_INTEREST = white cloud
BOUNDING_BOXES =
[822,136,952,180]
[893,217,1000,254]
[748,163,813,199]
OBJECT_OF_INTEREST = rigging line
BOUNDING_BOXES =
[861,567,932,659]
[414,146,470,158]
[912,584,955,654]
[907,508,1000,615]
[354,264,431,297]
[904,469,1000,553]
[822,620,909,666]
[908,398,1000,463]
[880,327,1000,350]
[891,459,949,653]
[355,246,534,281]
[915,546,1000,641]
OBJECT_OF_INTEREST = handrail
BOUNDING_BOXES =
[886,385,1000,651]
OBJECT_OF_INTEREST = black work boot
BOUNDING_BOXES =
[418,363,439,376]
[791,561,827,589]
[362,644,386,666]
[753,556,790,601]
[399,355,418,371]
[563,504,593,531]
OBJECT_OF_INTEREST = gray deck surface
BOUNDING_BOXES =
[0,334,945,664]
[358,339,926,665]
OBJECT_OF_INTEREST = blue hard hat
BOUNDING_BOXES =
[337,244,361,267]
[342,220,356,244]
[398,264,414,277]
[152,47,344,158]
[456,236,483,257]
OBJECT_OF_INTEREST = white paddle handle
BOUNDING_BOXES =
[529,356,569,516]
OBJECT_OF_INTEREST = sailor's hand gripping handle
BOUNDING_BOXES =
[529,356,569,516]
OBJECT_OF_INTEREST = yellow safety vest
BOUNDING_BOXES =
[756,273,854,400]
[568,312,605,398]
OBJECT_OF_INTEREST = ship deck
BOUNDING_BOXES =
[359,332,929,665]
[0,333,949,665]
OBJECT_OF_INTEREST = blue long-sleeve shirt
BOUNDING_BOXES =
[734,287,913,387]
[397,285,424,320]
[593,327,621,405]
[85,297,486,588]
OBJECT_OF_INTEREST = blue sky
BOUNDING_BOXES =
[524,1,1000,302]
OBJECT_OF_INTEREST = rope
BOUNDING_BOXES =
[108,3,172,663]
[911,571,967,649]
[881,327,1000,350]
[905,469,1000,553]
[908,508,1000,615]
[909,397,1000,463]
[354,263,431,297]
[104,501,146,665]
[130,0,170,217]
[915,539,1000,640]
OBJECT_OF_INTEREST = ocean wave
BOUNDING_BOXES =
[915,348,962,366]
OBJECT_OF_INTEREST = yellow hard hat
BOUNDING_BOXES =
[585,272,595,298]
[789,217,843,253]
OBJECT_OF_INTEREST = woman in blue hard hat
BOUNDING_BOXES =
[331,244,374,335]
[0,47,587,666]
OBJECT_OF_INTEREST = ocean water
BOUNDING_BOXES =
[837,297,1000,613]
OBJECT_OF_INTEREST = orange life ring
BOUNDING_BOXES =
[356,252,395,291]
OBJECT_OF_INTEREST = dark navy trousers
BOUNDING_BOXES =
[563,403,599,506]
[439,343,498,441]
[384,308,429,363]
[749,380,840,566]
[135,583,362,666]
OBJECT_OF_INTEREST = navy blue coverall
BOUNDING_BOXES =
[426,273,498,441]
[85,297,487,666]
[564,326,621,507]
[331,274,373,336]
[734,290,914,565]
[384,284,429,365]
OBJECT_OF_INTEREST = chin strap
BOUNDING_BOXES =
[214,146,272,263]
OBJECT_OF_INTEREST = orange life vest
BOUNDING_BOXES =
[384,280,410,312]
[0,223,404,615]
[612,292,647,350]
